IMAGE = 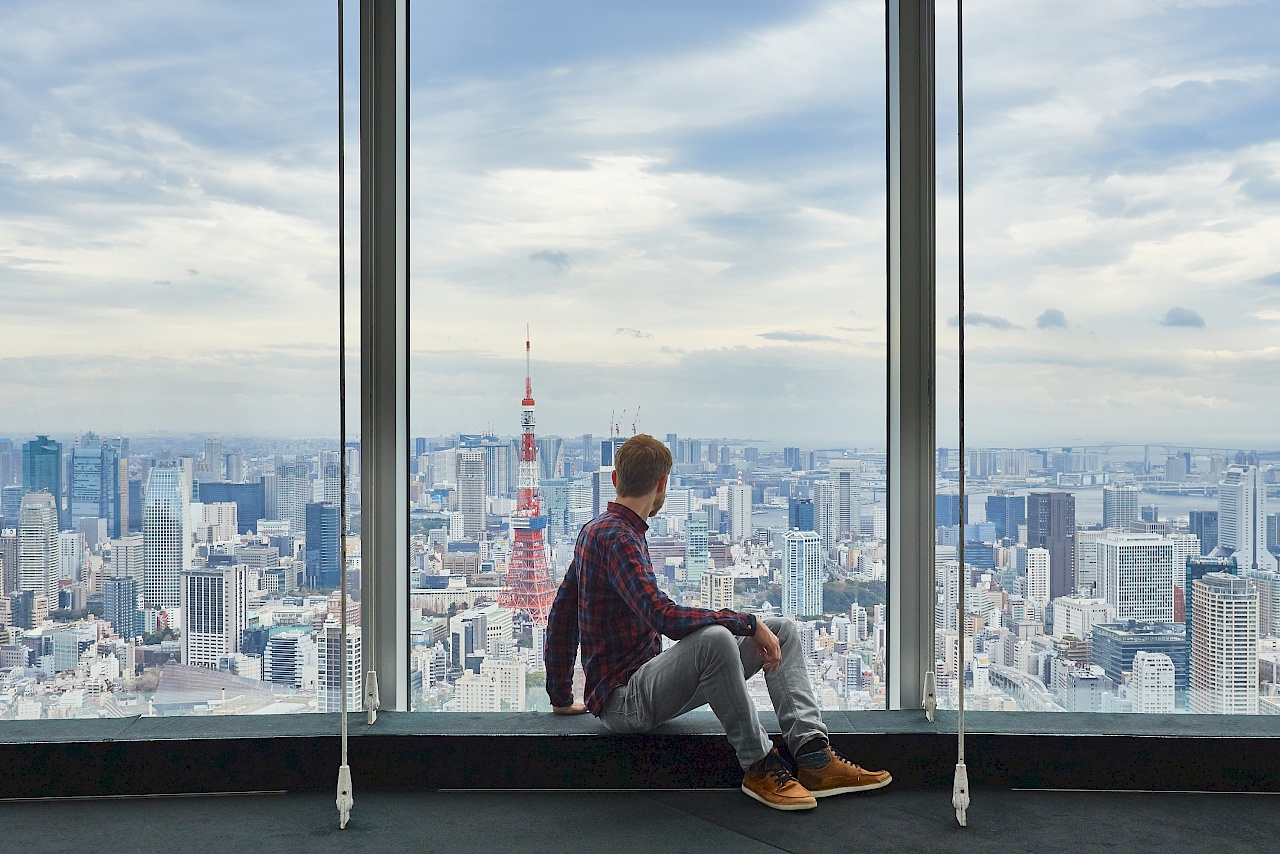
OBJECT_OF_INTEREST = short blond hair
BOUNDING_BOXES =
[614,434,672,497]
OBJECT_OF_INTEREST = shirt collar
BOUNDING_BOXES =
[606,501,649,534]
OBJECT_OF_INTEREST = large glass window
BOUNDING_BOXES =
[935,0,1280,714]
[0,1,353,719]
[409,1,888,713]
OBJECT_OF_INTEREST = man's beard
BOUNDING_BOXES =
[648,492,666,518]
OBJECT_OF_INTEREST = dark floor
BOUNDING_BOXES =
[4,786,1279,854]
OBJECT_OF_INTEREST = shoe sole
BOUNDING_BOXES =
[740,784,818,811]
[808,774,893,798]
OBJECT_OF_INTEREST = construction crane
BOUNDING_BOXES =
[631,406,641,436]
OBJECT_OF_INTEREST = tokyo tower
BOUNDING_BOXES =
[499,331,557,625]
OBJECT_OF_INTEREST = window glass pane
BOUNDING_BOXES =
[0,1,350,718]
[937,1,1280,714]
[410,1,887,713]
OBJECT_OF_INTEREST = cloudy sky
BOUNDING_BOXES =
[1,1,1278,448]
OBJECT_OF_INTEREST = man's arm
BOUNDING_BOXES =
[544,561,580,710]
[605,535,756,640]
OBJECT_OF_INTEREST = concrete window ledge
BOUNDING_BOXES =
[3,711,1280,798]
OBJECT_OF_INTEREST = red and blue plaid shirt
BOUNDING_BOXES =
[545,501,758,714]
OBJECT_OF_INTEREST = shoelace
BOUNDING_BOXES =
[761,755,799,786]
[828,746,866,773]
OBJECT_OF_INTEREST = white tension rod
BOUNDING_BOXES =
[953,0,971,829]
[335,0,354,830]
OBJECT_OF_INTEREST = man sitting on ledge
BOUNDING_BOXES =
[545,434,891,810]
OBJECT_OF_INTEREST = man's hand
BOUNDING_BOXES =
[553,701,589,715]
[754,620,782,671]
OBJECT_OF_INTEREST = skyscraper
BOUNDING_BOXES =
[1190,572,1258,715]
[1025,547,1051,618]
[18,492,59,619]
[1213,465,1276,572]
[275,461,311,536]
[305,502,341,589]
[685,511,710,584]
[783,447,802,471]
[1097,532,1175,623]
[197,480,266,535]
[180,563,249,669]
[727,478,751,542]
[203,437,223,479]
[317,617,362,713]
[1189,510,1219,555]
[827,460,861,542]
[71,441,122,537]
[319,450,341,506]
[787,498,815,532]
[783,529,822,617]
[1102,484,1140,530]
[108,534,145,585]
[104,575,140,640]
[22,436,64,529]
[456,448,487,538]
[0,529,19,595]
[1130,651,1176,713]
[143,465,191,609]
[1027,491,1076,599]
[986,494,1026,541]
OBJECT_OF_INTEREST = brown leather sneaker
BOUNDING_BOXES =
[741,749,818,811]
[796,746,892,798]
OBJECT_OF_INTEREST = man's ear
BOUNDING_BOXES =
[611,469,619,489]
[658,474,669,493]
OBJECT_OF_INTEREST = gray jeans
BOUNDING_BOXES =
[598,617,828,769]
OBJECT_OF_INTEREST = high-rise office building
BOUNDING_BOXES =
[143,465,191,609]
[1103,484,1140,529]
[70,441,122,537]
[0,529,19,595]
[727,479,751,542]
[1,485,23,528]
[986,494,1026,541]
[784,447,802,471]
[22,436,64,529]
[787,498,815,532]
[1190,572,1258,715]
[58,530,85,582]
[537,437,563,480]
[538,478,570,535]
[180,564,249,669]
[103,575,140,640]
[1213,465,1276,572]
[197,480,266,535]
[1189,510,1218,555]
[265,628,313,687]
[18,492,59,618]
[275,461,311,536]
[783,529,822,617]
[1130,651,1176,713]
[685,511,710,584]
[203,437,223,478]
[108,534,145,586]
[1091,620,1188,702]
[935,492,965,527]
[1028,491,1076,599]
[319,450,341,506]
[456,448,487,538]
[317,617,362,713]
[305,502,341,589]
[827,460,860,542]
[1097,532,1175,623]
[599,437,625,469]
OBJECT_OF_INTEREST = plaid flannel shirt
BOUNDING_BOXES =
[545,501,758,714]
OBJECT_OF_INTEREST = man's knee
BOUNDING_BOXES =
[688,624,738,660]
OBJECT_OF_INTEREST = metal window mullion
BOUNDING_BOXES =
[360,0,409,711]
[886,0,936,712]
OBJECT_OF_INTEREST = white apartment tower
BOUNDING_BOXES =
[143,465,192,609]
[700,569,734,611]
[1097,532,1175,623]
[1215,465,1277,572]
[1130,651,1176,713]
[19,492,59,615]
[317,617,362,713]
[1102,484,1140,530]
[1025,547,1051,618]
[727,480,751,542]
[783,529,822,617]
[1191,572,1258,715]
[180,564,249,669]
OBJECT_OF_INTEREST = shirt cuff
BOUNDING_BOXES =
[740,614,757,635]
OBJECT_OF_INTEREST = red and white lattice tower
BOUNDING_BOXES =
[499,331,557,625]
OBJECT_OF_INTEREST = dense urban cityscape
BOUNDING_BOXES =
[3,367,1279,721]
